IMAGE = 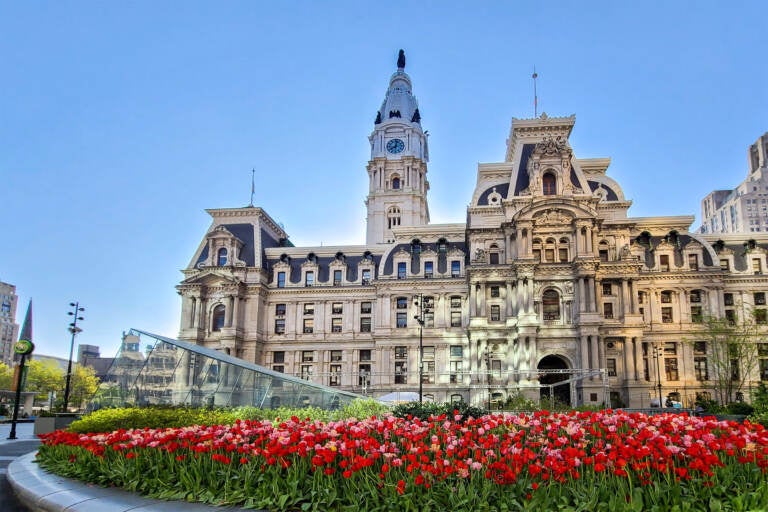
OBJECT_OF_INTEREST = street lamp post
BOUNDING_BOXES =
[62,302,84,413]
[652,345,663,408]
[413,294,431,404]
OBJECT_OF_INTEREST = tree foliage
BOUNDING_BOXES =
[688,310,764,406]
[0,362,13,390]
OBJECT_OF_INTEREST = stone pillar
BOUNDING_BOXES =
[226,296,234,327]
[479,283,486,317]
[580,336,589,370]
[621,278,630,317]
[622,338,632,384]
[590,336,600,372]
[633,337,642,382]
[579,277,586,312]
[232,296,240,328]
[470,283,477,317]
[506,281,514,317]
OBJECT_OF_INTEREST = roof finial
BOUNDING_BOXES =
[397,49,405,70]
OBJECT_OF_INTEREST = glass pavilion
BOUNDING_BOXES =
[89,329,361,411]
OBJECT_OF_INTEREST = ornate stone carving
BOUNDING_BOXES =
[533,208,572,226]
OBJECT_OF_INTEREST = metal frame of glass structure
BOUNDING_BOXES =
[89,329,361,411]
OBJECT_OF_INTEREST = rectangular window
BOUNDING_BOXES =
[395,361,407,384]
[329,364,341,386]
[606,358,617,377]
[332,302,343,314]
[489,252,499,264]
[603,302,613,319]
[360,316,371,332]
[689,290,701,303]
[664,358,679,381]
[451,296,461,309]
[450,311,462,327]
[724,293,734,306]
[302,351,313,362]
[275,303,286,316]
[396,312,407,328]
[754,259,763,275]
[533,249,541,262]
[396,297,408,309]
[397,262,407,279]
[545,249,555,262]
[394,346,407,358]
[490,305,501,321]
[359,349,372,361]
[305,271,314,287]
[330,350,342,362]
[661,291,672,303]
[362,269,371,285]
[688,254,699,270]
[422,361,435,383]
[602,283,612,296]
[694,341,706,355]
[334,270,343,286]
[760,359,768,382]
[664,342,677,355]
[691,306,702,323]
[424,311,434,327]
[599,250,608,262]
[759,343,768,357]
[332,317,342,332]
[303,318,314,333]
[273,351,285,364]
[277,271,286,288]
[726,309,736,325]
[451,260,461,277]
[422,346,435,359]
[755,292,766,305]
[424,261,433,278]
[490,286,500,298]
[559,248,568,262]
[450,345,463,358]
[304,303,314,315]
[721,259,730,270]
[274,318,285,334]
[659,255,670,271]
[757,309,767,324]
[272,365,284,374]
[360,301,372,314]
[662,307,673,323]
[301,365,312,380]
[449,361,463,383]
[694,357,708,381]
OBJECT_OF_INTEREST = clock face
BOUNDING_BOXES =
[386,138,405,154]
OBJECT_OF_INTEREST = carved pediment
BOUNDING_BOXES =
[534,135,569,156]
[533,208,573,227]
[181,269,241,286]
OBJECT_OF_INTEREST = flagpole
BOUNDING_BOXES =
[249,168,255,207]
[532,67,538,118]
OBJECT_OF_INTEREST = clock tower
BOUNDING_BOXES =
[365,50,430,245]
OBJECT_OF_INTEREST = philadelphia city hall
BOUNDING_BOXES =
[176,51,768,409]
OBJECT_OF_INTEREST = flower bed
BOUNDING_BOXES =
[36,410,768,511]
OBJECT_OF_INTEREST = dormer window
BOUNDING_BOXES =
[542,172,556,195]
[437,239,448,253]
[217,248,228,266]
[411,239,421,255]
[397,262,407,279]
[392,176,401,189]
[305,271,314,287]
[424,261,433,278]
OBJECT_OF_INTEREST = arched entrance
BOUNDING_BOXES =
[538,355,570,406]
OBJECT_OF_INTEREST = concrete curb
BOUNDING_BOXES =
[8,452,247,511]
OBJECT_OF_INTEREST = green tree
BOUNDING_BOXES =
[0,362,13,390]
[24,359,65,401]
[688,311,764,406]
[68,364,100,409]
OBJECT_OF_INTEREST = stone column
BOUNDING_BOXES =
[232,296,240,328]
[580,336,589,370]
[622,338,632,384]
[590,336,600,372]
[470,283,477,317]
[579,277,586,312]
[633,337,642,381]
[622,278,630,317]
[226,296,234,327]
[506,281,514,317]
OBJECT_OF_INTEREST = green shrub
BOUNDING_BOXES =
[391,400,488,422]
[68,399,389,433]
[726,401,754,415]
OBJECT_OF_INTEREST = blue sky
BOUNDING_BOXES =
[1,1,767,360]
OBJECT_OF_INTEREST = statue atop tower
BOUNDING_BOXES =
[397,49,405,70]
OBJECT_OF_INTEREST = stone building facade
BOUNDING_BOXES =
[177,53,768,408]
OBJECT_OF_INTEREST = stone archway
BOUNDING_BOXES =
[538,354,570,406]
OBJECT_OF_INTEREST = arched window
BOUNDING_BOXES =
[542,289,560,320]
[392,176,401,189]
[217,248,228,266]
[542,173,557,195]
[212,305,226,331]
